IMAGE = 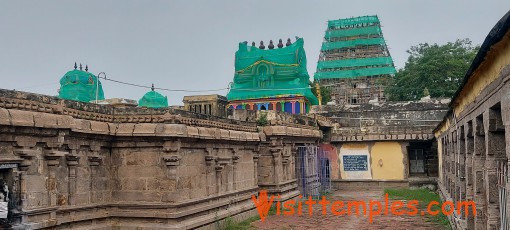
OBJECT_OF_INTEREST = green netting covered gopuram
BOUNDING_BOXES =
[138,88,168,108]
[226,38,318,114]
[58,65,105,103]
[313,15,396,104]
[314,15,396,80]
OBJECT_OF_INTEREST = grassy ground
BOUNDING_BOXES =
[220,205,277,230]
[384,188,451,229]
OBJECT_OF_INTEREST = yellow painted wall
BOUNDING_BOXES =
[370,142,405,180]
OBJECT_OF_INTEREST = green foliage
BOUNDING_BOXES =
[385,188,451,229]
[220,205,278,230]
[257,112,268,126]
[423,87,430,97]
[311,81,332,104]
[386,39,479,101]
[221,216,258,230]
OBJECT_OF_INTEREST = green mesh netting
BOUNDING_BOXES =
[321,37,386,51]
[138,91,168,108]
[314,66,396,80]
[328,15,380,28]
[58,69,105,102]
[325,26,382,40]
[227,38,318,105]
[317,57,394,70]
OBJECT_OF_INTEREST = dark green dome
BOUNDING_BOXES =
[138,90,168,108]
[58,68,105,102]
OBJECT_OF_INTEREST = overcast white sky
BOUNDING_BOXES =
[1,1,509,105]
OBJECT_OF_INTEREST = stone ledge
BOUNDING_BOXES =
[263,126,322,138]
[20,187,261,229]
[9,109,34,127]
[331,133,435,142]
[0,89,259,132]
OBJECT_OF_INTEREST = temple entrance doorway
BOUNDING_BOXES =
[407,141,435,176]
[0,166,16,229]
[409,149,424,174]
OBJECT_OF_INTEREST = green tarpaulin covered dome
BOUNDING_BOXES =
[58,68,105,103]
[138,89,168,108]
[226,38,319,105]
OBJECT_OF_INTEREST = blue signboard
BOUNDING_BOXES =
[343,155,368,171]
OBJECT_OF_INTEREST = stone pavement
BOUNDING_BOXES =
[252,189,447,230]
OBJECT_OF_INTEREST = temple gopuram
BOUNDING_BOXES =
[315,15,396,104]
[226,38,319,114]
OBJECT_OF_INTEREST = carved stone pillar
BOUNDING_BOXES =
[270,148,281,185]
[484,109,505,230]
[215,165,223,194]
[44,149,65,219]
[13,149,35,212]
[215,157,230,194]
[232,154,240,190]
[88,155,102,204]
[473,116,487,229]
[205,148,216,196]
[502,93,510,227]
[66,154,80,205]
[282,148,291,181]
[464,122,476,230]
[231,148,240,191]
[290,147,298,180]
[253,152,260,186]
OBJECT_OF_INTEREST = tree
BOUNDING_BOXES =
[311,80,332,104]
[386,39,479,101]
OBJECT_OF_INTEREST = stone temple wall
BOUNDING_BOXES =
[0,89,323,229]
[311,99,450,142]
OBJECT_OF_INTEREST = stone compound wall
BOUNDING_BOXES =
[311,99,450,142]
[0,89,322,229]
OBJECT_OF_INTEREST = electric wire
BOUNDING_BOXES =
[95,74,451,93]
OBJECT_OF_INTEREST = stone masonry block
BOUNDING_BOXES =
[187,126,199,138]
[33,112,58,128]
[220,129,230,139]
[56,115,73,128]
[133,123,157,136]
[9,109,34,127]
[229,130,241,140]
[90,121,109,134]
[116,123,135,136]
[71,119,91,132]
[158,124,187,136]
[198,127,214,139]
[0,108,10,125]
[108,123,118,135]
